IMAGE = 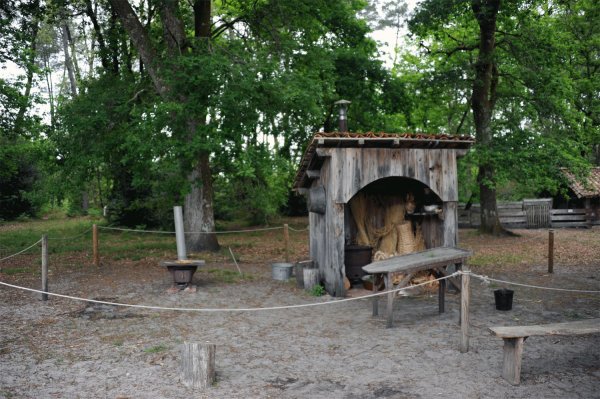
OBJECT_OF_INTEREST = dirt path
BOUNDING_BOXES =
[1,228,599,398]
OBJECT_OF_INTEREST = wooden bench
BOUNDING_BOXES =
[362,247,471,329]
[489,319,600,385]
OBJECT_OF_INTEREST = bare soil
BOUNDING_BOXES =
[1,224,599,399]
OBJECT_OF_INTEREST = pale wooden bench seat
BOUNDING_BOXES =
[489,318,600,385]
[362,247,471,328]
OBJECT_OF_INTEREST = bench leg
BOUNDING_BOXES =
[502,337,525,385]
[385,274,394,328]
[372,274,379,317]
[438,276,446,314]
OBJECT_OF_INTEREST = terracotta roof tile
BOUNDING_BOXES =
[561,167,600,198]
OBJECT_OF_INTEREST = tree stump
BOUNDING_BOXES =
[303,266,319,291]
[181,341,216,389]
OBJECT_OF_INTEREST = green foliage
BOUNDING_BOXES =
[0,136,48,220]
[309,284,325,297]
[402,0,598,203]
[214,145,295,224]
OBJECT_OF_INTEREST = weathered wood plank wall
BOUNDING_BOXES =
[458,202,597,228]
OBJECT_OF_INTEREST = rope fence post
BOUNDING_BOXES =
[283,223,290,262]
[93,224,99,267]
[41,234,48,301]
[548,229,554,274]
[460,266,470,353]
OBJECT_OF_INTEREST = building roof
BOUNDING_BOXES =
[294,132,475,189]
[561,167,600,199]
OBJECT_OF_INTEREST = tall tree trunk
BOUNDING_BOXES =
[184,149,219,251]
[184,0,219,251]
[84,0,111,71]
[109,0,219,251]
[471,0,504,235]
[61,22,78,96]
[15,17,39,135]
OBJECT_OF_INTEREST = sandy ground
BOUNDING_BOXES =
[1,230,599,398]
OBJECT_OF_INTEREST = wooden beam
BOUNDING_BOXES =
[316,148,333,157]
[306,170,320,179]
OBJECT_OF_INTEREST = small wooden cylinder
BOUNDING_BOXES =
[548,229,554,274]
[41,234,48,301]
[283,224,290,262]
[181,341,216,389]
[460,265,471,353]
[303,266,319,291]
[93,224,99,267]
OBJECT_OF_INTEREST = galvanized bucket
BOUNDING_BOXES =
[271,262,294,281]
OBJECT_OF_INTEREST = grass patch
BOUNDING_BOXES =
[469,253,527,268]
[144,344,168,354]
[1,267,30,275]
[206,268,252,284]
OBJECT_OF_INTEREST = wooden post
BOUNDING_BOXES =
[93,224,99,267]
[502,337,525,385]
[181,341,216,389]
[547,229,554,274]
[385,274,394,329]
[303,266,319,291]
[41,234,48,301]
[460,265,470,353]
[372,274,379,317]
[283,223,290,263]
[438,276,446,314]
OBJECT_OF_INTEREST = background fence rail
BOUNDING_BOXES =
[458,199,598,229]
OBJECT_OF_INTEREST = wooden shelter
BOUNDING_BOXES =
[294,132,474,296]
[557,167,600,226]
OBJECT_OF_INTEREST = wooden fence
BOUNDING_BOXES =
[458,199,597,229]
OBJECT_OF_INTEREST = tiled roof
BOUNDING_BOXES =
[561,167,600,198]
[294,132,475,189]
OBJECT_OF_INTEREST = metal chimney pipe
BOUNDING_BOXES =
[173,206,187,260]
[334,99,351,132]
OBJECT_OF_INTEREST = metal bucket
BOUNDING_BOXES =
[271,262,294,281]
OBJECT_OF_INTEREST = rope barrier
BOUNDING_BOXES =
[0,272,460,313]
[469,272,600,294]
[288,226,309,232]
[97,226,175,234]
[97,225,310,235]
[97,225,289,235]
[0,239,42,262]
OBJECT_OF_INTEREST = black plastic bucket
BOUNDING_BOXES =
[494,289,514,311]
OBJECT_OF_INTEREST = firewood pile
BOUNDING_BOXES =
[349,191,437,292]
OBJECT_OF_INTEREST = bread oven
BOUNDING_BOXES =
[294,132,474,296]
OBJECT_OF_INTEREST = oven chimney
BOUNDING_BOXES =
[334,99,351,132]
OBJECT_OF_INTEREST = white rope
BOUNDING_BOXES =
[0,239,42,262]
[469,272,600,294]
[0,272,459,312]
[288,226,309,232]
[97,226,175,234]
[48,228,93,240]
[188,226,284,234]
[97,225,284,235]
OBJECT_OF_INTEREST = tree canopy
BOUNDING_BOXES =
[0,0,597,234]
